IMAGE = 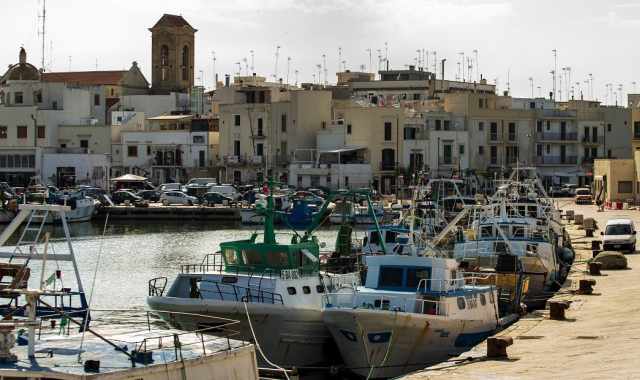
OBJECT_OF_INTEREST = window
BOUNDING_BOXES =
[127,145,138,157]
[478,98,484,108]
[478,146,484,155]
[546,144,550,154]
[490,146,497,164]
[94,94,100,106]
[181,45,189,81]
[147,146,151,155]
[404,127,416,140]
[37,126,45,139]
[384,122,392,141]
[193,135,204,144]
[316,285,325,293]
[618,181,633,193]
[546,120,551,130]
[34,91,42,103]
[257,118,263,136]
[607,123,612,132]
[281,114,287,132]
[480,293,487,305]
[529,102,536,109]
[302,286,311,294]
[537,120,542,132]
[608,149,612,158]
[592,126,598,142]
[80,139,88,149]
[256,143,264,156]
[406,268,430,288]
[459,144,465,155]
[478,122,484,131]
[14,92,23,104]
[233,140,240,156]
[490,122,498,140]
[457,297,466,310]
[234,115,241,126]
[508,122,516,141]
[347,124,352,135]
[160,45,169,66]
[17,126,27,139]
[435,119,442,130]
[0,126,6,139]
[537,144,543,156]
[444,120,451,130]
[378,267,404,289]
[287,287,297,295]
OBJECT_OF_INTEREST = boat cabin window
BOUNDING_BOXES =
[241,250,263,265]
[480,226,493,239]
[296,250,314,267]
[266,251,289,267]
[385,230,398,243]
[526,243,538,254]
[406,268,431,289]
[379,267,404,288]
[369,231,381,244]
[480,293,487,306]
[223,248,238,264]
[527,207,537,217]
[316,285,325,293]
[221,276,238,284]
[287,287,297,295]
[517,205,526,216]
[457,297,466,310]
[512,226,525,239]
[302,286,311,294]
[494,241,507,253]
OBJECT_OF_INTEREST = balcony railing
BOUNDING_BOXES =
[581,136,604,144]
[438,157,459,166]
[251,133,266,139]
[538,132,578,141]
[534,156,578,165]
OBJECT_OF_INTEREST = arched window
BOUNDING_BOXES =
[182,45,189,80]
[160,45,169,66]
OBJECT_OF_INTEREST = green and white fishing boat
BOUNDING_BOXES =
[147,180,363,368]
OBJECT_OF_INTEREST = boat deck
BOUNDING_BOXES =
[0,315,250,377]
[403,202,640,379]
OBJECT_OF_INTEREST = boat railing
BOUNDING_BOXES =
[324,291,450,316]
[181,253,225,274]
[148,277,168,297]
[198,280,284,305]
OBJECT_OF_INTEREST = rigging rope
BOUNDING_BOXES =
[77,213,109,362]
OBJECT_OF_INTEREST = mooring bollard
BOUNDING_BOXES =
[487,336,513,358]
[549,300,570,320]
[588,262,602,276]
[578,279,597,295]
[574,214,584,226]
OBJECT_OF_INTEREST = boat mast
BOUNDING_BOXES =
[263,179,276,244]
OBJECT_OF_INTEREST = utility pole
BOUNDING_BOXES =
[552,49,557,101]
[473,49,479,82]
[38,0,47,71]
[529,77,534,98]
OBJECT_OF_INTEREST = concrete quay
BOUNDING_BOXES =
[404,201,640,380]
[99,203,241,221]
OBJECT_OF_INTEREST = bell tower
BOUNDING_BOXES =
[149,14,197,93]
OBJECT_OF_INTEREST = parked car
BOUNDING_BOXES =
[207,184,241,200]
[574,187,593,204]
[602,218,636,253]
[111,190,144,205]
[549,186,568,197]
[158,183,183,192]
[160,191,199,206]
[137,190,161,202]
[562,184,579,196]
[201,192,233,206]
[187,178,217,186]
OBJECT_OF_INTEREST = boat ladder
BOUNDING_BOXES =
[10,208,51,265]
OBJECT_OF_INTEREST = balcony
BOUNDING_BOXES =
[581,136,604,145]
[538,132,578,142]
[379,161,397,171]
[534,156,578,165]
[251,133,266,139]
[438,157,459,166]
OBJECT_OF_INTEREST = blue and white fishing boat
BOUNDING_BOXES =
[323,251,499,378]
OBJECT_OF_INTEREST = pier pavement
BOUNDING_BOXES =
[404,201,640,380]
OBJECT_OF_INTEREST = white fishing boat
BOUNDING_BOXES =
[323,254,499,378]
[147,181,361,368]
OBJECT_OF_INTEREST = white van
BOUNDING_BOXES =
[602,218,636,253]
[207,184,241,200]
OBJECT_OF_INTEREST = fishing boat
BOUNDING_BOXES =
[147,181,362,368]
[0,204,260,380]
[323,251,499,378]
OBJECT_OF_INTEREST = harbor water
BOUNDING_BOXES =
[1,220,347,311]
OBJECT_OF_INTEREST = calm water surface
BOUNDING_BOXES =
[2,220,349,310]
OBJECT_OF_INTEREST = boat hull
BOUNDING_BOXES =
[147,296,340,367]
[323,308,495,378]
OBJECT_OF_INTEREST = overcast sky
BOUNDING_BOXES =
[4,0,639,104]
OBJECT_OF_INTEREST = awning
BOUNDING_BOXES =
[147,115,192,121]
[111,174,148,181]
